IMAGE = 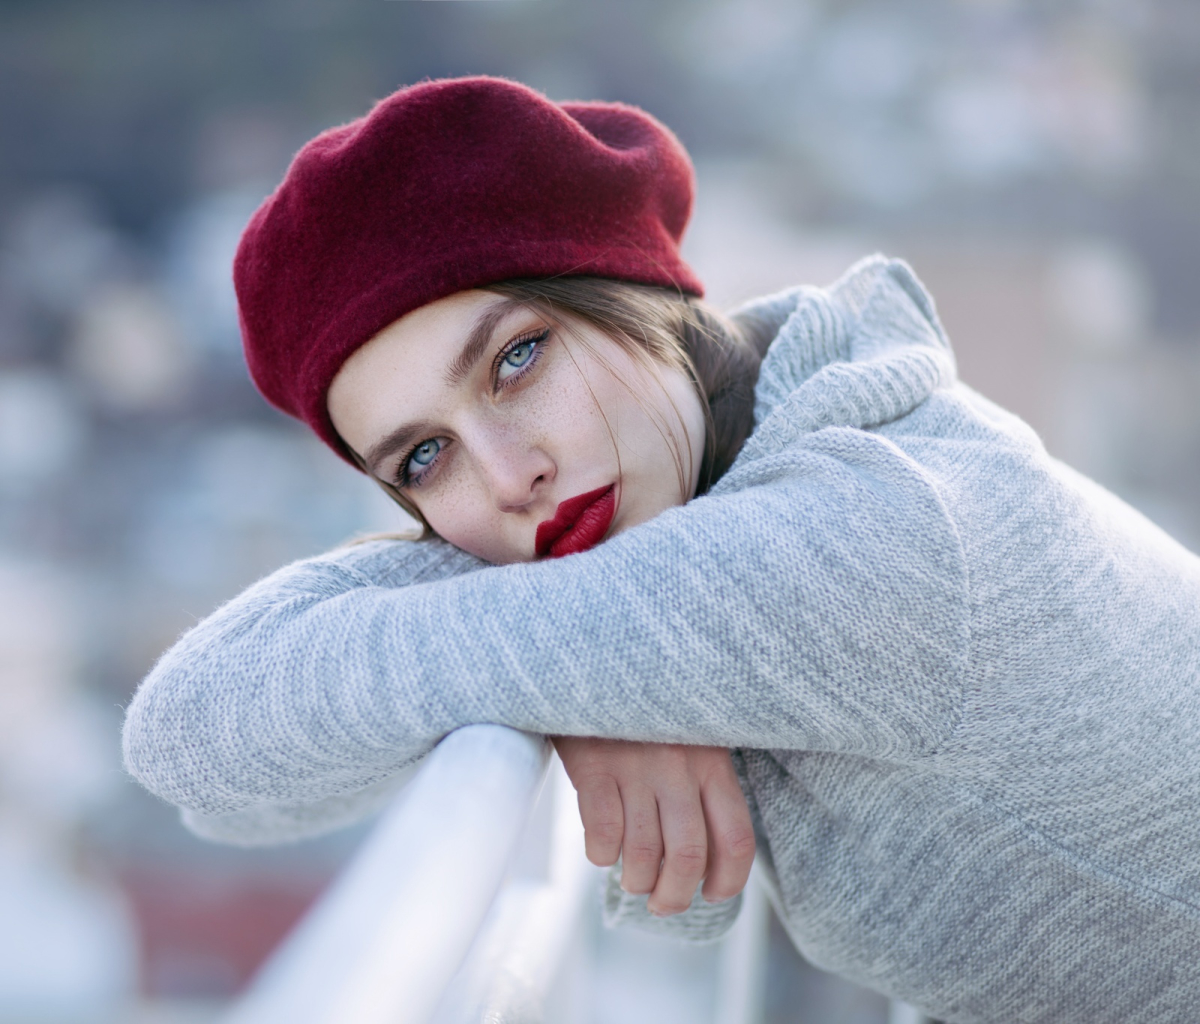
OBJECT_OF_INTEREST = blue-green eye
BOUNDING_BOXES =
[412,439,440,465]
[496,331,546,383]
[404,438,443,482]
[507,341,534,365]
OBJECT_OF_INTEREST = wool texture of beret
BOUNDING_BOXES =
[234,75,705,465]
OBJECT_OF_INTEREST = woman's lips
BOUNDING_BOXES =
[536,485,617,559]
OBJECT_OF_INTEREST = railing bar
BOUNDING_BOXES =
[888,1000,937,1024]
[474,756,594,1023]
[713,864,770,1024]
[223,725,550,1024]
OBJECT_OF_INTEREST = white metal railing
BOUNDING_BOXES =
[222,723,932,1024]
[889,1003,938,1024]
[425,733,593,1022]
[224,725,556,1024]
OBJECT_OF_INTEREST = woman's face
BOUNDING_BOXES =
[327,289,707,564]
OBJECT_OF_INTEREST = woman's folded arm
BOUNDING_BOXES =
[123,433,969,823]
[122,535,486,833]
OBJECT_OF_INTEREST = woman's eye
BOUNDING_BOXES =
[404,438,443,480]
[412,439,440,465]
[496,335,541,382]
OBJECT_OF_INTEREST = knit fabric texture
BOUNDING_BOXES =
[234,76,703,466]
[124,256,1200,1023]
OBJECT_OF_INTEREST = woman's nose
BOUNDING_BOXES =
[474,429,554,513]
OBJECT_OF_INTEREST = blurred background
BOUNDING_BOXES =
[0,0,1197,1021]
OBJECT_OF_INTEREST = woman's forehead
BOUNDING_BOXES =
[326,290,535,456]
[336,291,509,387]
[374,289,512,352]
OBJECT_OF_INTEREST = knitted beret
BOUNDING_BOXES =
[234,75,704,464]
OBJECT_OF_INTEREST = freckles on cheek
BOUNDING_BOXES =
[417,482,468,542]
[540,368,608,447]
[420,480,507,561]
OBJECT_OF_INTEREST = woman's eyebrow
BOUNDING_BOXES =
[444,300,523,386]
[362,421,426,478]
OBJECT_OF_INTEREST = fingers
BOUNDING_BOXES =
[554,736,626,867]
[647,782,709,917]
[618,783,664,896]
[698,754,756,904]
[576,770,624,867]
[553,737,755,919]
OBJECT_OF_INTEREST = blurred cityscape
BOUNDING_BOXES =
[0,0,1197,1021]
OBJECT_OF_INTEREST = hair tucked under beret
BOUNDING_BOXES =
[234,75,704,464]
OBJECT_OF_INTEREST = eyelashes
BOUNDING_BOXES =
[395,326,550,488]
[492,327,549,386]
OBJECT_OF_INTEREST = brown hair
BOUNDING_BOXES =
[352,276,774,537]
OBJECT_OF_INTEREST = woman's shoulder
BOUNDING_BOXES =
[727,255,958,470]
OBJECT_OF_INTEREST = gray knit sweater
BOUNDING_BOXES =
[124,256,1200,1023]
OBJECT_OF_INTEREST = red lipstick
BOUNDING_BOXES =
[536,485,617,559]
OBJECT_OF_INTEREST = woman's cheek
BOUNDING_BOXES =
[425,485,517,564]
[453,521,529,564]
[542,370,611,454]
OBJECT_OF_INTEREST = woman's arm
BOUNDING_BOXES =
[130,535,487,842]
[123,432,969,821]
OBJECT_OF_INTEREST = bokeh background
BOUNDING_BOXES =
[1,0,1198,1021]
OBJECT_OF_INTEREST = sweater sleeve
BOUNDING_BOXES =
[123,429,969,822]
[128,537,489,843]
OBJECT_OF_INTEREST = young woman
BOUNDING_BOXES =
[124,77,1200,1023]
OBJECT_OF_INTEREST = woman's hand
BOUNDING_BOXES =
[551,737,756,917]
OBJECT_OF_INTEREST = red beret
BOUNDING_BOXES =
[234,75,704,465]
